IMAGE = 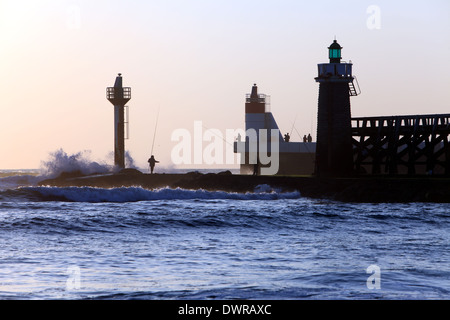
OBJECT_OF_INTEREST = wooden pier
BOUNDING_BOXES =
[352,114,450,175]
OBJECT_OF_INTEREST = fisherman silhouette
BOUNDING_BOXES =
[284,133,290,142]
[148,155,159,174]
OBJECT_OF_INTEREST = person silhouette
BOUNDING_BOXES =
[148,155,160,174]
[284,133,290,142]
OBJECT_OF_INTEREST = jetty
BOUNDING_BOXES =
[39,170,450,203]
[45,40,450,204]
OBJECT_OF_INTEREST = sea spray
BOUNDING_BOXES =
[105,150,139,172]
[0,149,115,190]
[39,149,113,178]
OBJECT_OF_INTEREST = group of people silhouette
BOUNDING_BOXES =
[284,133,313,143]
[303,134,313,143]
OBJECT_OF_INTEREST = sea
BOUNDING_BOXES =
[0,155,449,301]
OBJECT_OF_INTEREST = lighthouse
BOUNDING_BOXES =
[235,83,316,175]
[107,74,131,169]
[315,40,359,177]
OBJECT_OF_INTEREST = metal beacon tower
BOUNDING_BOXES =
[315,40,359,177]
[107,73,131,170]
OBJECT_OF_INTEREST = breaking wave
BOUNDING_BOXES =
[1,186,301,203]
[0,149,139,190]
[39,149,113,179]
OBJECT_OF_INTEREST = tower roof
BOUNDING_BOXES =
[250,84,258,99]
[328,40,342,50]
[114,73,123,88]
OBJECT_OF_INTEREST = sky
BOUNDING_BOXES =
[0,0,449,170]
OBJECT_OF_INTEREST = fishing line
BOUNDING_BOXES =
[201,124,236,147]
[150,106,160,156]
[290,114,298,136]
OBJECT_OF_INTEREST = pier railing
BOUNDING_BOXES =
[351,114,450,175]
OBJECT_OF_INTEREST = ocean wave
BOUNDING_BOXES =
[0,174,44,190]
[1,185,301,203]
[39,149,113,178]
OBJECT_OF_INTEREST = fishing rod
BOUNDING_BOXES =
[290,114,298,136]
[150,107,160,156]
[202,123,236,147]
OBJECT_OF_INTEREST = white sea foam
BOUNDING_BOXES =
[22,186,301,203]
[1,149,119,190]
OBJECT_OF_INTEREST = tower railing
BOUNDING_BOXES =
[245,94,271,112]
[317,63,353,78]
[246,93,266,104]
[107,87,131,100]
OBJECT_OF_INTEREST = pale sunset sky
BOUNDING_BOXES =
[0,0,449,170]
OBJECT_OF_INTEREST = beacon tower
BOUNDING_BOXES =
[315,40,359,177]
[107,74,131,169]
[235,84,316,175]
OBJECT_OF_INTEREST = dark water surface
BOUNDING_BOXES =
[0,180,448,300]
